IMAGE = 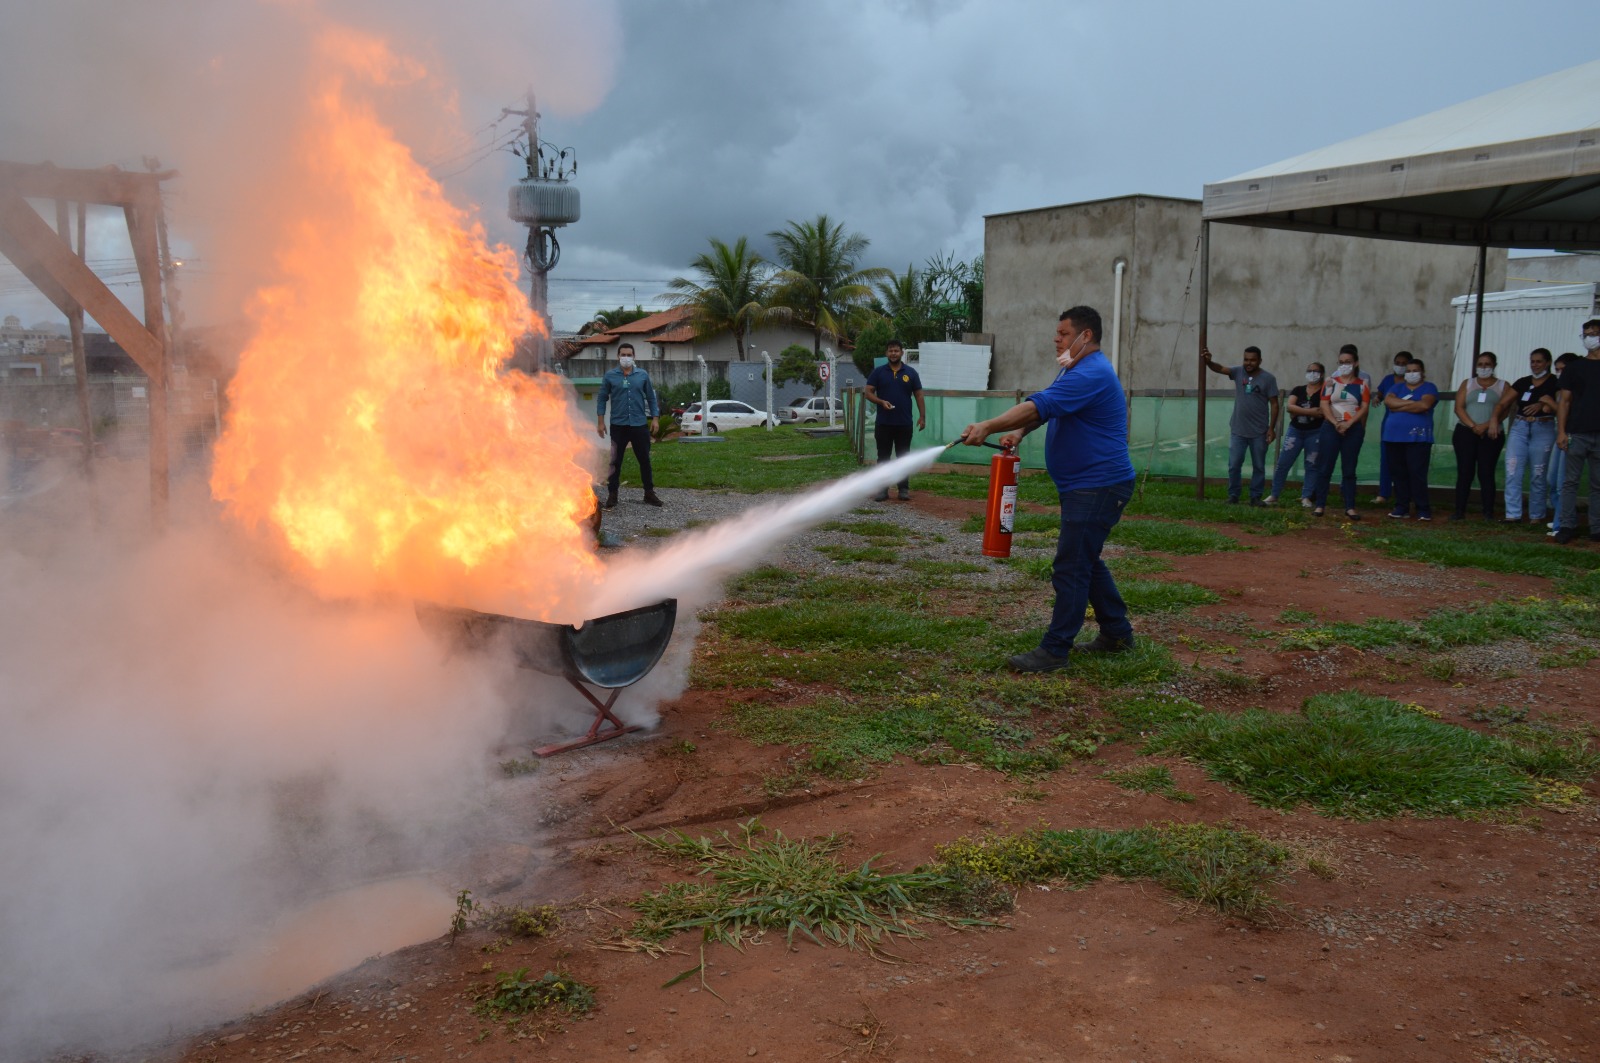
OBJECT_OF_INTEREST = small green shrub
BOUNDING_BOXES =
[473,968,595,1018]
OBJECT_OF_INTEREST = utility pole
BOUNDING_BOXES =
[505,89,579,371]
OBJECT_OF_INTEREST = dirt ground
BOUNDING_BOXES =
[170,505,1599,1063]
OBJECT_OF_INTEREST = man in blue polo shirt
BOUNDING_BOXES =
[958,306,1137,672]
[864,339,926,501]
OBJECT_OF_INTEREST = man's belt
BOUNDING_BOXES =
[1518,415,1555,423]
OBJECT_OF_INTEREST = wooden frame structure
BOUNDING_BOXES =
[0,161,173,521]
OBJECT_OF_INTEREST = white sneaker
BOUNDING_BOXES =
[1548,528,1559,537]
[1263,495,1277,505]
[1300,498,1313,509]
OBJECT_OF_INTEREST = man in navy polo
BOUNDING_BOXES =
[864,339,926,501]
[958,306,1137,672]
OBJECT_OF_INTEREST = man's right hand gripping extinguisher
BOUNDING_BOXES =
[979,441,1020,558]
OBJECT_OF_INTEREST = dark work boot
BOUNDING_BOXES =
[643,491,664,507]
[1007,647,1072,673]
[1075,633,1134,654]
[604,490,618,509]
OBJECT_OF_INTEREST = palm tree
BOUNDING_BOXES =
[767,215,891,356]
[663,236,771,359]
[873,263,937,341]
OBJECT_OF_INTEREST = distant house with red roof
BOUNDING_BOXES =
[562,306,850,386]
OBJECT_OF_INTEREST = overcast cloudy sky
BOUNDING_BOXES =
[3,0,1598,334]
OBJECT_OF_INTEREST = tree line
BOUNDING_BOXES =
[652,214,983,376]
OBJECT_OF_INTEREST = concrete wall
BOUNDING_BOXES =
[985,194,1506,394]
[1504,253,1600,291]
[725,359,866,412]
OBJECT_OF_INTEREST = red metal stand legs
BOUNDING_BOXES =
[533,678,642,757]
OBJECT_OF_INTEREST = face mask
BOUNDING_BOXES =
[1532,369,1548,379]
[1476,366,1494,378]
[618,356,635,369]
[1335,364,1353,378]
[1393,364,1407,374]
[1584,335,1600,351]
[1405,371,1422,385]
[1306,372,1322,383]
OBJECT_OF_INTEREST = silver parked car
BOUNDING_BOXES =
[777,396,843,424]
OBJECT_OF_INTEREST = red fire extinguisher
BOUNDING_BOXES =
[979,441,1020,558]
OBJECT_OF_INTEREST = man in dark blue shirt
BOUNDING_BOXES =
[958,306,1137,672]
[864,340,926,501]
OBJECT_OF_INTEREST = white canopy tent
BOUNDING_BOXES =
[1192,60,1600,492]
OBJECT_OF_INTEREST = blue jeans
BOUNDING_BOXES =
[1042,479,1135,656]
[1549,446,1566,530]
[1227,433,1268,501]
[1312,422,1365,511]
[1270,424,1320,500]
[1503,419,1556,519]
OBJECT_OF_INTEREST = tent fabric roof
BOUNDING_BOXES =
[1203,60,1600,248]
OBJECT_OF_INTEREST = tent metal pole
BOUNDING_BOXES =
[1470,236,1488,361]
[1196,221,1210,499]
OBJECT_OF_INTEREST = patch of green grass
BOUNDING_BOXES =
[1364,526,1600,580]
[1119,578,1221,614]
[1538,646,1598,669]
[933,822,1290,920]
[837,519,909,539]
[1110,520,1246,555]
[650,426,860,493]
[1143,690,1600,818]
[1104,552,1175,575]
[691,633,886,690]
[1275,596,1600,653]
[726,689,1097,779]
[815,543,898,564]
[472,968,595,1019]
[917,472,1060,506]
[1059,639,1182,688]
[1101,764,1195,802]
[1278,608,1316,624]
[716,597,990,651]
[1102,694,1210,737]
[631,822,968,950]
[474,903,560,938]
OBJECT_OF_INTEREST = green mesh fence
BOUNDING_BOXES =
[847,389,1484,490]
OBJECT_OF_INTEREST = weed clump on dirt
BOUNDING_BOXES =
[932,822,1291,920]
[1101,764,1195,802]
[472,968,595,1019]
[1143,691,1597,818]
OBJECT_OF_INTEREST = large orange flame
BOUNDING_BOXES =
[211,28,600,620]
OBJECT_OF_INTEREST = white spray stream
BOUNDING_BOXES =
[587,445,950,616]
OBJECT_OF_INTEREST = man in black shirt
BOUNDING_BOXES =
[1496,348,1560,522]
[1554,319,1600,543]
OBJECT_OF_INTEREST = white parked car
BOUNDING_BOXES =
[777,396,843,423]
[682,400,774,434]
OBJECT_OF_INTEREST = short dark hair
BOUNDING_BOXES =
[1583,319,1600,332]
[886,338,904,351]
[1393,350,1411,361]
[1243,346,1261,356]
[1556,352,1579,368]
[1058,305,1102,343]
[1338,344,1359,359]
[617,342,635,355]
[1530,347,1552,361]
[1407,358,1426,372]
[1308,361,1324,374]
[1476,351,1498,366]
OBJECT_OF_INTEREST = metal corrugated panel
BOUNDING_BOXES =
[1450,283,1598,383]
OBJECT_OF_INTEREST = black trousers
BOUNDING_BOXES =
[874,423,915,490]
[1451,423,1502,517]
[606,423,653,492]
[1384,440,1433,516]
